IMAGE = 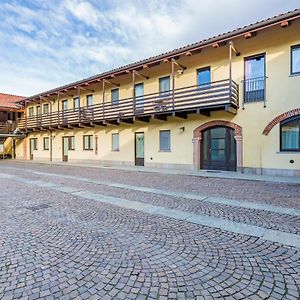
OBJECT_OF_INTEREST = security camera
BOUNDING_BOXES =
[177,69,184,75]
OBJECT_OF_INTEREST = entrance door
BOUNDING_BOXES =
[62,137,69,162]
[135,132,144,166]
[201,127,236,171]
[29,138,35,160]
[135,83,144,113]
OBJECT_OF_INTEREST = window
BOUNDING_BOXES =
[159,76,170,96]
[83,135,93,150]
[291,45,300,75]
[69,136,75,150]
[43,137,49,150]
[43,103,49,114]
[244,54,266,102]
[280,117,300,151]
[73,97,79,110]
[87,95,93,106]
[36,106,41,116]
[159,130,171,151]
[112,133,119,151]
[111,88,119,105]
[28,107,34,117]
[197,67,211,87]
[62,100,68,111]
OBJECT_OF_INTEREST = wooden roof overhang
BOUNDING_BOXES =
[17,9,300,106]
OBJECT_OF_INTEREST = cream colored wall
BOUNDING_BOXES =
[20,20,300,172]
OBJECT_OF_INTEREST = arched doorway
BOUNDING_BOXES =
[201,126,236,171]
[193,120,243,171]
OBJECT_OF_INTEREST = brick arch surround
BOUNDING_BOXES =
[193,120,243,171]
[263,108,300,136]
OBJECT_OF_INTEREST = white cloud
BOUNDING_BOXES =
[0,0,298,96]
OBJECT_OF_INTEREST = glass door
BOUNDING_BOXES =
[62,137,69,162]
[201,127,236,171]
[135,132,144,166]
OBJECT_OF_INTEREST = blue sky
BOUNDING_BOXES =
[0,0,299,96]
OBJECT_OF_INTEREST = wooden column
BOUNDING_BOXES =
[229,41,233,102]
[171,59,175,111]
[57,93,60,125]
[78,87,81,123]
[25,100,28,132]
[102,80,105,120]
[40,96,42,127]
[132,70,136,113]
[50,130,53,162]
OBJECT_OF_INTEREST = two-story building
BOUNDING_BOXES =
[0,93,24,158]
[15,9,300,176]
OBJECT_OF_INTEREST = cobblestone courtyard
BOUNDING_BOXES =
[0,161,300,299]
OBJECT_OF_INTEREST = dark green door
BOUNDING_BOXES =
[201,127,236,171]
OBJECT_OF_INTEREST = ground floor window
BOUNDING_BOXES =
[30,138,38,150]
[43,137,49,150]
[159,130,171,151]
[83,135,93,150]
[112,133,119,151]
[280,116,300,151]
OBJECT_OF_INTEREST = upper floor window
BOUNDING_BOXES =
[62,100,68,111]
[112,133,119,151]
[73,97,79,110]
[28,107,34,117]
[83,135,93,150]
[36,106,41,115]
[280,116,300,151]
[159,130,171,151]
[244,54,266,102]
[197,67,211,87]
[111,88,119,105]
[43,103,49,114]
[291,45,300,75]
[159,76,170,96]
[87,95,93,106]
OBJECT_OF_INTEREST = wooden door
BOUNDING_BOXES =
[135,132,144,166]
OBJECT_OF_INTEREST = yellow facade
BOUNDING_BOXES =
[16,16,300,176]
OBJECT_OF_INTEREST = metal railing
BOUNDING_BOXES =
[18,79,239,130]
[243,77,266,103]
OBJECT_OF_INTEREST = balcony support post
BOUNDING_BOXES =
[102,80,105,120]
[132,71,136,113]
[39,96,42,127]
[25,100,28,132]
[171,60,175,111]
[78,86,81,123]
[57,93,60,126]
[229,41,233,102]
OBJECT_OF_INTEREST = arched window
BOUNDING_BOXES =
[280,116,300,151]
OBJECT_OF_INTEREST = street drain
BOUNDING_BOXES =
[25,204,51,211]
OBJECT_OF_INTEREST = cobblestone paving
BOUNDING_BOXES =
[1,162,300,299]
[3,166,300,235]
[3,161,300,208]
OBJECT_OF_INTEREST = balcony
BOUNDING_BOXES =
[0,121,17,134]
[18,79,239,131]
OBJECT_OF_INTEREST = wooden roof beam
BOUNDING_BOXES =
[244,31,257,39]
[281,20,290,28]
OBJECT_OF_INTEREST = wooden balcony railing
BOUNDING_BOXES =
[18,79,238,130]
[0,121,16,134]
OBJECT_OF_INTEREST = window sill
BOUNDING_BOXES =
[159,150,171,152]
[43,149,49,151]
[83,149,93,151]
[289,73,300,77]
[276,151,300,154]
[112,149,119,152]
